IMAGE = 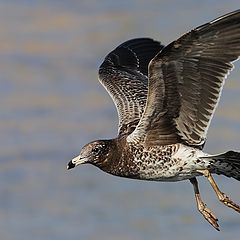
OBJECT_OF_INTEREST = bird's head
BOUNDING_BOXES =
[67,140,114,170]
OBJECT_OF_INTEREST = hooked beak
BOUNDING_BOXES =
[67,155,87,170]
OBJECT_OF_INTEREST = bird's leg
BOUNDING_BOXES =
[197,170,240,213]
[190,177,219,231]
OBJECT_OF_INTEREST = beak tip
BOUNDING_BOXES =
[67,160,75,170]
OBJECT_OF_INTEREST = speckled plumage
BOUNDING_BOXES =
[68,10,240,231]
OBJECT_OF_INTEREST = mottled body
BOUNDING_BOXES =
[129,143,206,181]
[96,141,211,181]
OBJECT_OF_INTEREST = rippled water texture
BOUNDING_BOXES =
[1,1,240,239]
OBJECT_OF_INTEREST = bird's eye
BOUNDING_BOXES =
[93,146,101,154]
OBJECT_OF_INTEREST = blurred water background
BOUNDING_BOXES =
[0,1,240,239]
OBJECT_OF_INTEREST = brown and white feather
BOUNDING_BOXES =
[128,10,240,146]
[98,38,164,136]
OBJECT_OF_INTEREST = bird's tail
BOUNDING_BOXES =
[205,151,240,181]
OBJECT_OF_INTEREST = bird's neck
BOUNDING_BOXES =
[97,137,141,179]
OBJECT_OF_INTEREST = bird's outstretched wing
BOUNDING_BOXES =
[98,38,164,136]
[128,10,240,146]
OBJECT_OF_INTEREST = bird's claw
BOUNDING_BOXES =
[219,193,240,213]
[198,203,220,231]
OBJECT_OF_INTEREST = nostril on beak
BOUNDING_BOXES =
[67,160,75,170]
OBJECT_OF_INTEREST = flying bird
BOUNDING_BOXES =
[67,10,240,230]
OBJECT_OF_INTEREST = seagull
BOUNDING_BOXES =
[67,10,240,230]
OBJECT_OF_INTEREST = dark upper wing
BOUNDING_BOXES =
[98,38,164,136]
[128,10,240,146]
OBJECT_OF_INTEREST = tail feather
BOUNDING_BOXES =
[207,151,240,181]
